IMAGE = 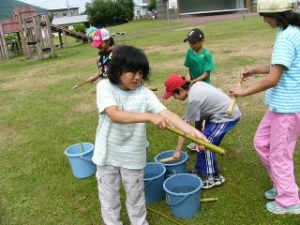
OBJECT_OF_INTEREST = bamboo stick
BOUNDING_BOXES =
[166,126,225,155]
[159,156,175,163]
[73,80,90,89]
[227,79,243,115]
[147,207,184,225]
[200,197,219,203]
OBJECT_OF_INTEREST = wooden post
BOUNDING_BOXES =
[63,31,68,47]
[32,16,43,59]
[44,13,55,56]
[17,32,22,54]
[0,22,9,60]
[16,9,27,56]
[58,31,63,48]
[22,19,31,58]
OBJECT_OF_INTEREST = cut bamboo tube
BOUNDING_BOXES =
[159,156,176,163]
[147,207,184,225]
[200,197,219,203]
[166,126,225,155]
[226,79,243,115]
[73,80,90,89]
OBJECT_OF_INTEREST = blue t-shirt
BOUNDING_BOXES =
[265,25,300,113]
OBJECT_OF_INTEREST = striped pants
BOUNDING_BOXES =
[195,119,239,175]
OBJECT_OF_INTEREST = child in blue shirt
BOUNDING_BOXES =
[230,0,300,215]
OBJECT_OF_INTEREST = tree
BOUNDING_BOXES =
[148,0,156,12]
[85,0,134,27]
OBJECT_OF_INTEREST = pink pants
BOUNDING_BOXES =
[254,111,300,207]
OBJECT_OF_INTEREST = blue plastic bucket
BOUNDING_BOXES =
[64,142,96,179]
[144,163,166,204]
[163,173,203,219]
[154,150,189,177]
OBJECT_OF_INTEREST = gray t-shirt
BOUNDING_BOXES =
[184,82,241,123]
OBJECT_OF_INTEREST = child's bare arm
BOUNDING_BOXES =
[105,106,167,128]
[159,109,207,141]
[191,71,209,83]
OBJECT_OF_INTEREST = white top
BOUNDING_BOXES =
[92,79,166,169]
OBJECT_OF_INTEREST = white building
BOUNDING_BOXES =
[134,0,150,19]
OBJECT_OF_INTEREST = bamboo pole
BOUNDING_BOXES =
[147,207,184,225]
[227,79,243,115]
[166,126,225,155]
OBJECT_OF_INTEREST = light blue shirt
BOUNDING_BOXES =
[265,25,300,113]
[92,79,166,169]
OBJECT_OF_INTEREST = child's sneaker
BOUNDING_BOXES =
[213,174,225,185]
[264,187,277,200]
[266,201,300,214]
[186,142,198,151]
[202,176,216,189]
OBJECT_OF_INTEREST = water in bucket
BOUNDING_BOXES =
[64,142,96,179]
[144,162,166,204]
[154,150,189,177]
[163,173,202,219]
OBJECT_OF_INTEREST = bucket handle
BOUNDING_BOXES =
[166,194,188,206]
[80,155,94,164]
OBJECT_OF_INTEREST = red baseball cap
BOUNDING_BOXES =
[91,28,111,48]
[163,74,185,100]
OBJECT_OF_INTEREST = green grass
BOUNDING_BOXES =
[1,16,300,225]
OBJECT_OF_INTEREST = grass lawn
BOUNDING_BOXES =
[1,16,300,225]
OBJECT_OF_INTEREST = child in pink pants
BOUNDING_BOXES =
[230,0,300,214]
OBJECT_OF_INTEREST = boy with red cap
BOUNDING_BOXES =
[163,74,241,189]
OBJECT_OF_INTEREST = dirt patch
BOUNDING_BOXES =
[73,102,96,113]
[0,127,24,151]
[144,43,187,55]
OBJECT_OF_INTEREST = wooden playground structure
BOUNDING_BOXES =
[0,6,90,60]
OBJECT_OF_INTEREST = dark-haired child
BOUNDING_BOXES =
[92,45,207,225]
[183,28,215,149]
[86,28,115,83]
[163,74,240,189]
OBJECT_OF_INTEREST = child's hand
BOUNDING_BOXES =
[229,86,246,97]
[173,151,181,160]
[86,74,99,83]
[188,127,208,142]
[150,114,168,129]
[241,67,254,81]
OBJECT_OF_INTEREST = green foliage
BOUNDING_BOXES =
[85,0,134,27]
[5,33,17,43]
[73,24,86,34]
[0,0,47,20]
[148,0,156,12]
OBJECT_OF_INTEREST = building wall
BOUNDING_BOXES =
[157,0,247,19]
[49,8,79,19]
[178,0,244,14]
[157,0,179,20]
